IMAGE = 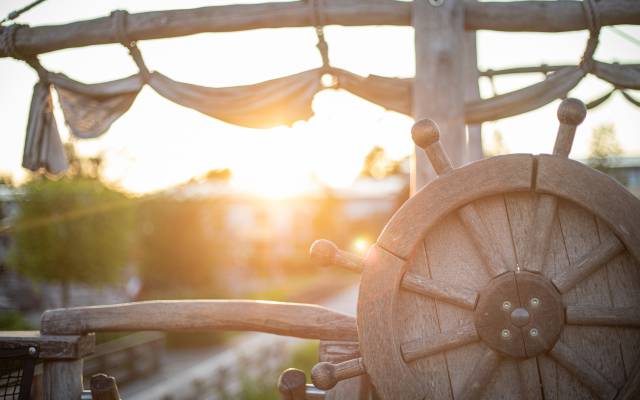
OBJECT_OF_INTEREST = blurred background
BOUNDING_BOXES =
[0,0,639,398]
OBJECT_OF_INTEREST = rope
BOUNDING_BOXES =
[0,23,26,59]
[310,0,331,73]
[580,0,601,72]
[1,0,48,25]
[111,10,150,82]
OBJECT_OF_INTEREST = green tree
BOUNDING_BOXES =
[588,123,622,171]
[6,144,133,306]
[360,146,402,179]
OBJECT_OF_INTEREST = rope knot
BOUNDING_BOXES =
[580,0,601,73]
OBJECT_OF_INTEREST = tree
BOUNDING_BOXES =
[360,146,402,179]
[588,123,622,171]
[6,146,133,307]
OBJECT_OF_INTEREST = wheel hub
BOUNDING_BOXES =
[474,271,564,358]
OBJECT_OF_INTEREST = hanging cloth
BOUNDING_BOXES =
[147,69,322,128]
[465,67,586,124]
[331,68,412,115]
[22,79,69,173]
[51,73,144,138]
[592,62,640,90]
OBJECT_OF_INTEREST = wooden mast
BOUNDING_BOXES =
[412,0,466,192]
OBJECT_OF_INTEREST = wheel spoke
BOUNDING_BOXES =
[566,305,640,328]
[311,357,366,390]
[552,236,624,293]
[309,239,364,273]
[401,324,479,363]
[455,347,501,400]
[401,272,478,310]
[457,204,509,277]
[548,341,617,400]
[522,194,557,273]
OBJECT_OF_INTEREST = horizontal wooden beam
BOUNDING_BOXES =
[40,300,359,341]
[0,331,95,360]
[2,0,638,58]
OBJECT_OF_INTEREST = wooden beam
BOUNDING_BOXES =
[0,331,95,360]
[40,300,358,341]
[2,0,638,58]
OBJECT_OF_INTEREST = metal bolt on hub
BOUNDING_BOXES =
[28,346,37,356]
[529,328,539,337]
[500,329,511,339]
[502,301,512,311]
[529,298,541,308]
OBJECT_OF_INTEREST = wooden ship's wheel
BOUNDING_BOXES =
[306,99,640,400]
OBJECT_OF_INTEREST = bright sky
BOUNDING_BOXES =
[0,0,639,195]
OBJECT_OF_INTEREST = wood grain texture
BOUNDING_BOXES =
[379,154,533,259]
[521,194,557,273]
[40,300,357,341]
[454,347,501,400]
[0,331,94,360]
[535,155,640,263]
[311,358,366,390]
[412,0,465,188]
[549,341,617,400]
[43,359,83,400]
[552,235,625,294]
[401,323,479,363]
[3,1,638,58]
[458,203,509,277]
[319,340,368,400]
[401,272,478,310]
[566,306,640,328]
[357,245,424,400]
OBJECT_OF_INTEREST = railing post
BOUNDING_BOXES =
[43,359,84,400]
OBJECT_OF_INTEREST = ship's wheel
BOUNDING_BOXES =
[307,99,640,400]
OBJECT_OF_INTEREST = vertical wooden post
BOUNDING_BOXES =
[43,360,84,400]
[412,0,466,193]
[463,31,483,163]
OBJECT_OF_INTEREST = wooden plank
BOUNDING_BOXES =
[357,245,424,400]
[504,192,565,400]
[2,1,638,58]
[595,218,640,381]
[395,237,453,398]
[412,0,466,189]
[0,331,94,360]
[455,347,501,400]
[43,359,83,400]
[401,273,478,310]
[319,340,368,400]
[556,199,626,392]
[536,155,640,263]
[40,300,357,341]
[463,28,483,163]
[425,194,521,399]
[379,154,533,259]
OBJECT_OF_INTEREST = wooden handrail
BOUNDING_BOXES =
[40,300,359,341]
[1,0,639,58]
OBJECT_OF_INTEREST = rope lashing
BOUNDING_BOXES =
[0,24,26,59]
[580,0,601,73]
[111,10,150,82]
[310,0,330,72]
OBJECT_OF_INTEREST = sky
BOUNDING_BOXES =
[0,0,639,195]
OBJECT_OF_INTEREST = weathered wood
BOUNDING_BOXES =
[311,358,366,390]
[318,341,368,400]
[457,204,510,277]
[40,300,357,341]
[43,359,84,400]
[90,373,120,400]
[379,154,533,259]
[553,98,587,157]
[455,347,501,400]
[548,341,617,400]
[463,29,483,162]
[552,235,625,293]
[566,305,640,328]
[358,245,424,400]
[0,331,95,360]
[310,239,364,273]
[412,0,465,189]
[278,369,308,400]
[535,155,640,263]
[2,1,638,58]
[401,323,479,363]
[401,273,478,310]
